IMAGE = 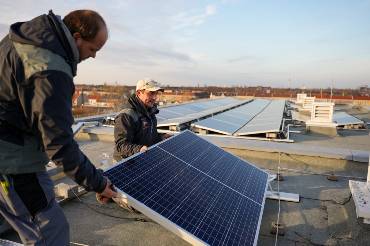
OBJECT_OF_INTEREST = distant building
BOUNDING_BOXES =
[359,85,369,96]
[72,90,89,106]
[88,95,99,106]
[159,90,210,103]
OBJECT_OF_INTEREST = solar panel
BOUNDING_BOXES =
[192,99,270,135]
[235,100,286,136]
[157,99,249,128]
[157,98,240,122]
[333,112,364,126]
[105,130,268,246]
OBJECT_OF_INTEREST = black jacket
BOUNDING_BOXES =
[113,95,163,160]
[0,11,106,192]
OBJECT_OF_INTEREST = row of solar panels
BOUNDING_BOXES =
[91,97,286,138]
[77,98,249,127]
[157,97,250,128]
[79,97,249,129]
[192,99,286,136]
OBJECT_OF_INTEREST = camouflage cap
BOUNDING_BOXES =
[136,79,163,92]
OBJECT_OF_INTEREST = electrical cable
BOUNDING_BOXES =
[70,242,89,246]
[263,166,366,181]
[69,186,149,222]
[282,153,366,180]
[262,152,367,181]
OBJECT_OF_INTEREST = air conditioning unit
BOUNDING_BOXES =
[301,96,315,111]
[296,93,307,104]
[310,102,334,124]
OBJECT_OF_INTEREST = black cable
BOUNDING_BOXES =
[300,194,352,206]
[263,153,367,180]
[70,199,149,222]
[69,187,150,223]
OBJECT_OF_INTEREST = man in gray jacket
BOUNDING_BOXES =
[0,10,116,245]
[113,79,170,162]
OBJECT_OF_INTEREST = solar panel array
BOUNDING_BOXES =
[105,131,268,246]
[333,112,364,126]
[191,99,270,135]
[235,100,286,136]
[191,99,286,137]
[157,97,247,127]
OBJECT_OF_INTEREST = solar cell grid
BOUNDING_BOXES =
[105,130,268,246]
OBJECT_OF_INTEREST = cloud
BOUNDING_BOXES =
[221,0,240,4]
[228,55,261,63]
[205,5,217,15]
[100,41,194,67]
[172,4,217,30]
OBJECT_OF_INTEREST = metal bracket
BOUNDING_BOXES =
[266,174,300,203]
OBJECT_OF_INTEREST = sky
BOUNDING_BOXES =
[0,0,369,88]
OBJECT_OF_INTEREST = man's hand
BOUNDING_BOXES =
[162,133,172,140]
[96,178,118,204]
[140,145,148,153]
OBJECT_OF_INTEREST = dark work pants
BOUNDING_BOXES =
[0,171,69,245]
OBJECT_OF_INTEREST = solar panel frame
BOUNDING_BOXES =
[105,130,268,246]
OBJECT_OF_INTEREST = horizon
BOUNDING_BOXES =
[74,82,368,91]
[0,1,369,88]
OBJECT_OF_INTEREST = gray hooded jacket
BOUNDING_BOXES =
[0,11,106,192]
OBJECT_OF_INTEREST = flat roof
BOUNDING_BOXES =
[3,137,370,245]
[2,102,370,245]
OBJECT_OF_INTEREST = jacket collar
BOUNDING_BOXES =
[128,95,159,117]
[55,15,79,65]
[47,10,79,76]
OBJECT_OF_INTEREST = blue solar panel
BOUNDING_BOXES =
[192,99,270,135]
[105,130,268,246]
[157,98,241,122]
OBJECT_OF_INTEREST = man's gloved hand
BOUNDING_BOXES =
[96,178,118,204]
[139,145,148,153]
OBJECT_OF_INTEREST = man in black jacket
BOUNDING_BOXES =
[0,10,116,245]
[114,79,170,161]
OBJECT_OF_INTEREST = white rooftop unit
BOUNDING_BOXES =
[305,102,365,134]
[305,102,336,135]
[306,102,335,126]
[296,93,307,104]
[301,96,315,111]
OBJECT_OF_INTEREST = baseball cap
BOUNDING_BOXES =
[136,79,163,92]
